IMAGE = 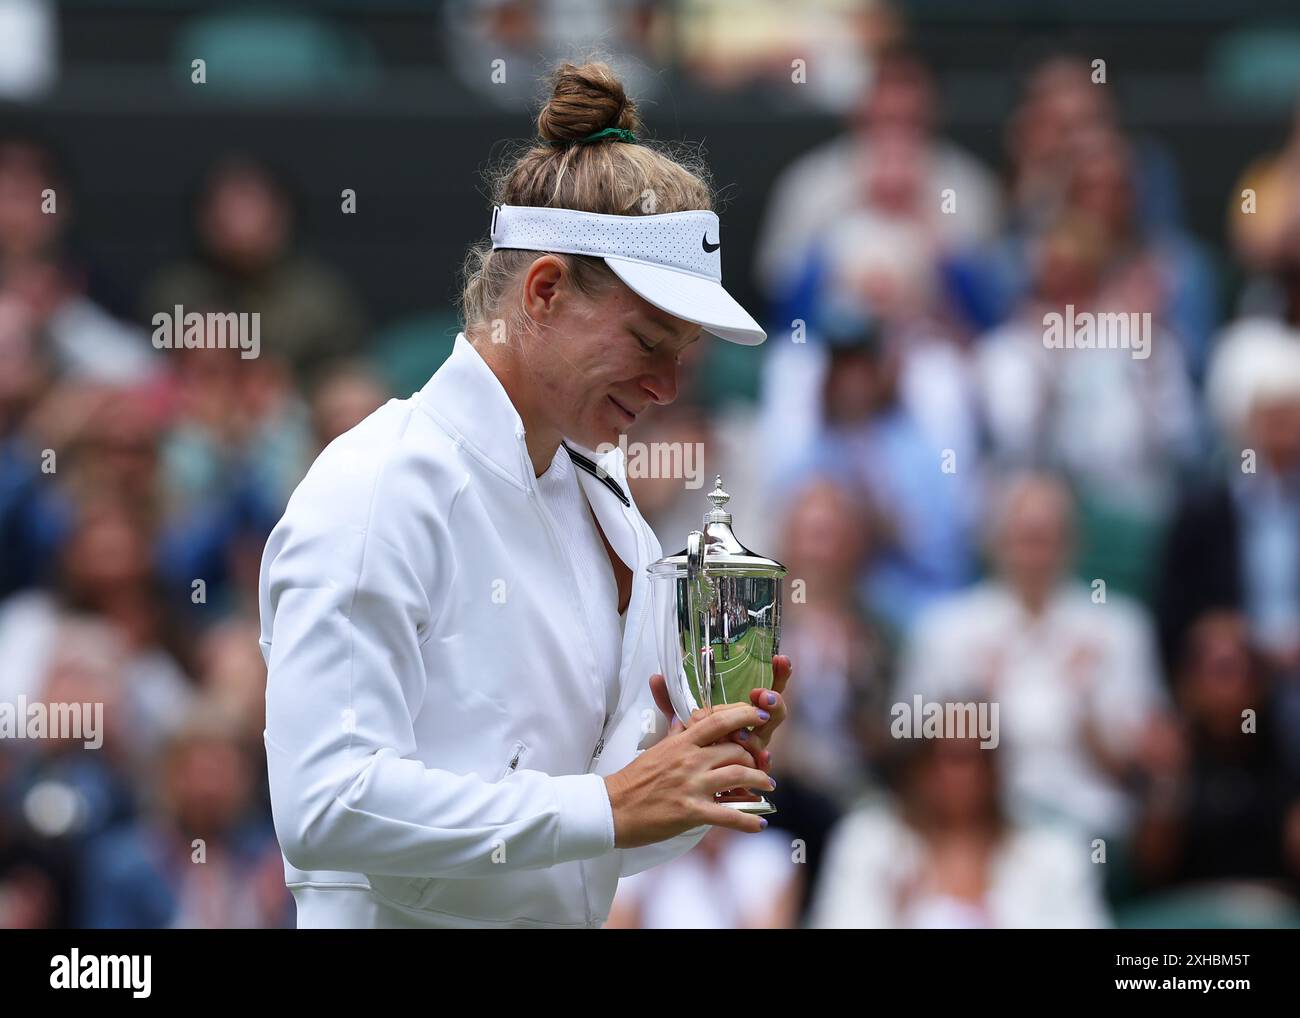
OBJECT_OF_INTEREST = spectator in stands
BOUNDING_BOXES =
[1222,103,1300,434]
[975,209,1200,583]
[0,136,156,382]
[1163,323,1300,773]
[143,154,366,385]
[966,55,1193,331]
[2,618,137,874]
[766,223,984,478]
[1228,93,1300,313]
[159,339,312,522]
[753,47,1002,330]
[1132,612,1300,901]
[307,358,388,452]
[0,497,195,769]
[769,474,895,805]
[794,300,980,631]
[809,731,1109,928]
[441,1,666,112]
[896,472,1170,840]
[1061,125,1217,380]
[139,339,312,619]
[605,824,802,928]
[79,705,290,928]
[194,619,271,808]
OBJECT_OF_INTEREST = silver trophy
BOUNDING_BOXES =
[647,476,787,816]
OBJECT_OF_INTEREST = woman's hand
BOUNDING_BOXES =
[647,655,792,775]
[603,702,775,848]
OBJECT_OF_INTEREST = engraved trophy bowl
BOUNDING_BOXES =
[646,476,787,816]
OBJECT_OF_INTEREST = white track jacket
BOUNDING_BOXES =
[259,332,707,928]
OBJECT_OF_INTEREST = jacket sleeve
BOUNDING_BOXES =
[618,823,709,878]
[261,483,615,879]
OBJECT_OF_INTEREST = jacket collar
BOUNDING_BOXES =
[417,332,631,502]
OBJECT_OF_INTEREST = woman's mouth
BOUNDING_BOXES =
[609,396,637,423]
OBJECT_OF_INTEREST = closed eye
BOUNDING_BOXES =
[632,331,655,353]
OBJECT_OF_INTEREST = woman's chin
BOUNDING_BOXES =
[572,414,629,451]
[585,425,626,451]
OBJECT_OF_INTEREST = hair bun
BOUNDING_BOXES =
[537,60,642,145]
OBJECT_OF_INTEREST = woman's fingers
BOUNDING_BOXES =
[685,704,766,747]
[648,673,676,721]
[772,654,792,696]
[698,801,768,833]
[699,740,755,769]
[706,764,775,796]
[733,687,785,756]
[730,656,791,763]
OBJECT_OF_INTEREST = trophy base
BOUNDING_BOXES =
[718,795,777,817]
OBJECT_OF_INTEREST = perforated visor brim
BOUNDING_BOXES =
[604,256,767,346]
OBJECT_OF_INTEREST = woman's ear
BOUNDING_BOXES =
[520,255,568,322]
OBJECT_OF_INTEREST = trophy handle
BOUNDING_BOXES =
[684,530,709,715]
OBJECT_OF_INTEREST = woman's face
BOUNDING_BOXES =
[516,257,701,450]
[914,738,998,825]
[994,481,1072,601]
[782,478,871,584]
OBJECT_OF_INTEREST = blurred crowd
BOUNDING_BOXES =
[2,12,1300,928]
[0,142,386,927]
[616,48,1300,928]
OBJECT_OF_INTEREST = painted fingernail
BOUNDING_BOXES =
[759,818,768,829]
[737,729,749,741]
[768,777,777,790]
[766,692,777,706]
[757,710,770,722]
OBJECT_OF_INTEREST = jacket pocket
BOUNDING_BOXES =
[367,740,531,912]
[498,739,528,781]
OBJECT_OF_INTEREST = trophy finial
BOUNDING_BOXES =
[708,475,730,511]
[704,475,732,525]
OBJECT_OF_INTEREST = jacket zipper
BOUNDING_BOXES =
[593,515,652,760]
[501,739,527,780]
[518,435,600,927]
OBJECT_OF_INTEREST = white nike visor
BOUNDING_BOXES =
[489,203,767,346]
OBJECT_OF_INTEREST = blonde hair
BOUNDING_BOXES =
[458,59,717,345]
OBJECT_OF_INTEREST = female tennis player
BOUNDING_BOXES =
[258,60,791,928]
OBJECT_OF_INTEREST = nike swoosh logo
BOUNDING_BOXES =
[702,232,720,253]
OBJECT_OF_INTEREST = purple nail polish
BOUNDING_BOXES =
[737,729,749,741]
[757,709,770,722]
[766,692,777,706]
[759,818,768,829]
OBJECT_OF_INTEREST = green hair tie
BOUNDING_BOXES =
[549,127,637,147]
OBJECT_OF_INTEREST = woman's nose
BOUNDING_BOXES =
[640,356,679,406]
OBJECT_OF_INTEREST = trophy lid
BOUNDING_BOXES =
[647,475,787,577]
